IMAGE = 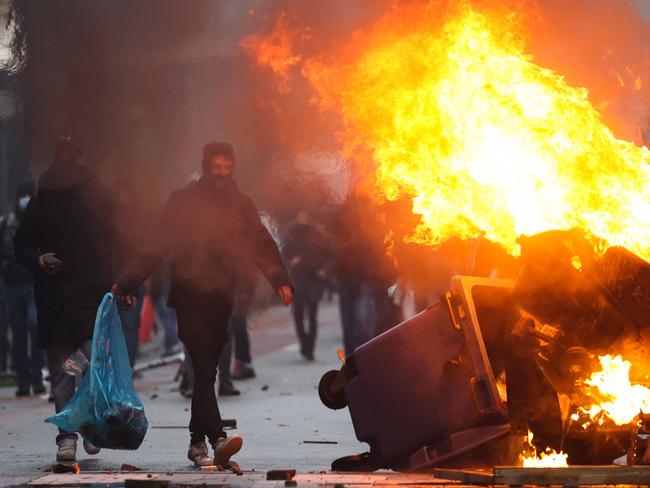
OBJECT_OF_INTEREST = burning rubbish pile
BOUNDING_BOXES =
[319,232,650,470]
[239,0,650,472]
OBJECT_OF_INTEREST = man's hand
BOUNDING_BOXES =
[38,252,63,276]
[110,283,136,309]
[276,285,293,306]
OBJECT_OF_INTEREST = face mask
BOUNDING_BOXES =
[18,196,30,211]
[209,173,233,186]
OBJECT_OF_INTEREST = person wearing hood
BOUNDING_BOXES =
[14,140,117,462]
[0,181,44,396]
[112,142,293,468]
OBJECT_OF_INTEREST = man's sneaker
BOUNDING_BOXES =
[56,437,77,462]
[218,381,240,397]
[232,360,256,380]
[83,439,101,455]
[188,441,213,467]
[212,435,243,466]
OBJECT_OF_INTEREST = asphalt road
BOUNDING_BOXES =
[0,301,366,486]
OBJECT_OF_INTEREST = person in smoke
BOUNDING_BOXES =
[333,191,399,355]
[282,212,331,360]
[229,263,258,380]
[112,142,293,467]
[1,181,45,396]
[14,139,115,462]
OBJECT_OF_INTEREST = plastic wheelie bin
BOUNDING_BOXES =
[320,276,515,470]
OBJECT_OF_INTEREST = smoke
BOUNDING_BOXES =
[7,0,387,221]
[9,0,650,255]
[526,0,650,144]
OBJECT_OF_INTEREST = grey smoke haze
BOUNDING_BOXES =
[9,0,384,216]
[8,0,650,216]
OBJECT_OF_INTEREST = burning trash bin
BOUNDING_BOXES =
[320,231,650,471]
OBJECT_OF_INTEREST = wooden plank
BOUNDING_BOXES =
[494,465,650,485]
[432,468,494,484]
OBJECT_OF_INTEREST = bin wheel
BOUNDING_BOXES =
[319,370,348,410]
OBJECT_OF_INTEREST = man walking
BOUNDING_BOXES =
[14,140,115,461]
[113,142,293,467]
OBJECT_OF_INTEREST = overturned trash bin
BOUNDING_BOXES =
[320,276,514,471]
[47,293,148,450]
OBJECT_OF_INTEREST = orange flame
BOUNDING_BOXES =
[520,431,568,467]
[579,355,650,426]
[240,12,308,93]
[302,2,650,260]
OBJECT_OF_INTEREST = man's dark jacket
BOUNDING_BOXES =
[14,165,117,349]
[117,176,290,312]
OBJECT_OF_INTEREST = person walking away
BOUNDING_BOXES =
[14,140,117,462]
[282,212,330,361]
[332,192,395,356]
[1,182,45,396]
[112,142,293,467]
[216,264,260,393]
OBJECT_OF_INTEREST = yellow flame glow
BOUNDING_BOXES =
[520,431,569,467]
[581,355,650,426]
[304,2,650,259]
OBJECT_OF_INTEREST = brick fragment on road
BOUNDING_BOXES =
[267,469,296,480]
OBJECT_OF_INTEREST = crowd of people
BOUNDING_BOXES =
[0,138,425,467]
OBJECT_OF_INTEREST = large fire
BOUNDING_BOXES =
[298,2,650,261]
[579,355,650,426]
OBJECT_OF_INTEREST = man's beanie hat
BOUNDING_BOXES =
[202,142,235,170]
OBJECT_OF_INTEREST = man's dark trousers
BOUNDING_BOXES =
[177,302,231,445]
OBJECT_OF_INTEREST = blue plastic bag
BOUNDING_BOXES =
[46,293,148,449]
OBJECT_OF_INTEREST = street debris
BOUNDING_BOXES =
[267,469,296,480]
[52,463,80,474]
[200,461,243,475]
[121,463,144,471]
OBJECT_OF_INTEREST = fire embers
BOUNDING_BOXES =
[506,230,650,464]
